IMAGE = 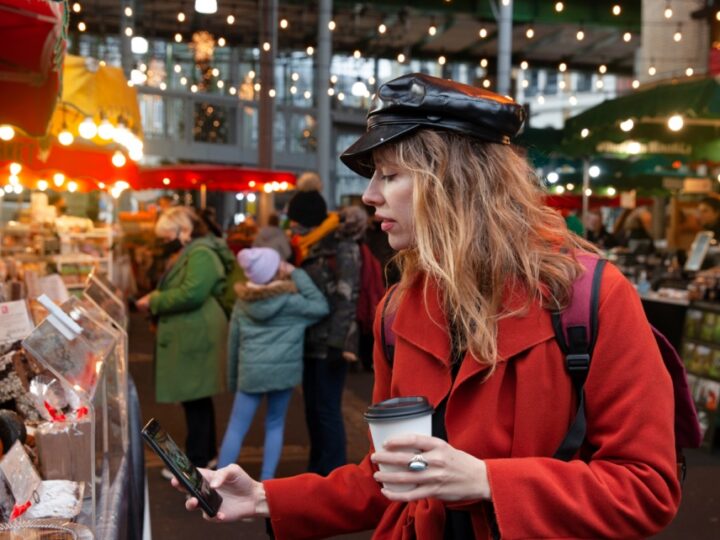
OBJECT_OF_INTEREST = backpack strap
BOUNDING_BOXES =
[381,284,399,366]
[552,255,607,461]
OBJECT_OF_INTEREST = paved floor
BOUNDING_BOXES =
[129,312,720,539]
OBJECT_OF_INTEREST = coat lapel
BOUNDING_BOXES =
[391,276,556,397]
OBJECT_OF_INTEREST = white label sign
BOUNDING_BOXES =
[0,300,34,344]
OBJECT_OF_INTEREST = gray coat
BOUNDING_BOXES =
[227,269,329,393]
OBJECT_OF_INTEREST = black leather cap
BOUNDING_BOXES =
[340,73,526,178]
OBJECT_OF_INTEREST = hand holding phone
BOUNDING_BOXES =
[141,418,223,517]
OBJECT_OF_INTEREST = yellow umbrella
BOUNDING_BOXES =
[48,55,143,155]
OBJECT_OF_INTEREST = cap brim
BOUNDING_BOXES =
[340,123,419,178]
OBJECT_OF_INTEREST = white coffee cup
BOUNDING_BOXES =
[364,396,434,492]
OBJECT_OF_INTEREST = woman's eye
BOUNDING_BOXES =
[380,174,396,182]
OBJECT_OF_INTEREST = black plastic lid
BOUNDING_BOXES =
[364,396,433,422]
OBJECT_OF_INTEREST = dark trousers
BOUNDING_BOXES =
[181,397,216,467]
[302,356,347,475]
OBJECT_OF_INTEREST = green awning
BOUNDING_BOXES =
[562,77,720,160]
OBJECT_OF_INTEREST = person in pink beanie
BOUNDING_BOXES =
[217,248,328,479]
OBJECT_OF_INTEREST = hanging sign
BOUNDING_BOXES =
[683,178,713,194]
[0,301,34,344]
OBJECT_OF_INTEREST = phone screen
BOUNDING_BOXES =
[142,419,222,516]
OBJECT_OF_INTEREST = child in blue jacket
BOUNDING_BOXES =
[218,247,329,479]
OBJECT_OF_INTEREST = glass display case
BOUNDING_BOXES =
[21,294,118,534]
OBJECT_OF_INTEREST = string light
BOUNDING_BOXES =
[632,79,640,89]
[327,88,335,96]
[480,58,488,68]
[664,4,673,19]
[559,62,567,72]
[53,173,65,187]
[337,92,345,101]
[520,60,529,70]
[648,65,656,76]
[612,5,621,16]
[268,89,276,98]
[686,67,694,77]
[596,79,604,89]
[280,19,288,29]
[353,50,361,59]
[581,128,590,138]
[248,70,256,79]
[160,82,167,90]
[180,76,188,85]
[576,29,585,41]
[124,27,133,37]
[378,23,387,34]
[569,95,578,106]
[306,46,314,55]
[291,72,299,81]
[58,128,74,146]
[174,33,182,43]
[673,25,682,42]
[620,119,634,132]
[78,117,97,139]
[428,24,437,36]
[555,2,564,12]
[555,185,565,194]
[124,7,132,17]
[668,115,684,131]
[174,64,182,73]
[304,90,311,99]
[438,55,446,65]
[254,83,261,91]
[537,95,545,104]
[526,26,534,39]
[227,14,235,24]
[218,37,226,47]
[71,2,82,13]
[607,187,616,196]
[623,32,632,42]
[177,12,185,22]
[0,125,14,141]
[217,80,224,88]
[37,180,48,191]
[479,28,488,38]
[262,42,271,51]
[190,84,198,93]
[328,20,336,31]
[559,80,567,90]
[397,53,406,63]
[599,64,607,74]
[78,22,87,32]
[482,79,491,88]
[9,163,21,175]
[67,181,78,193]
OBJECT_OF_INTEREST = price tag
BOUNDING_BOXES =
[0,300,34,344]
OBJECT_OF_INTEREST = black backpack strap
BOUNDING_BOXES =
[552,257,607,461]
[380,284,399,366]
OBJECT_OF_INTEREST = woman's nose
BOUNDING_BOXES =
[362,177,382,207]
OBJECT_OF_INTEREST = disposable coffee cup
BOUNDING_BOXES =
[364,396,434,492]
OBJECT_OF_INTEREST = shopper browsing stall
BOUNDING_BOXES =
[136,207,232,470]
[174,74,680,539]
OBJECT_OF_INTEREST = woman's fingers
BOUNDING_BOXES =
[381,434,445,452]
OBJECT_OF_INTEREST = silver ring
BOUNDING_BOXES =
[407,453,429,472]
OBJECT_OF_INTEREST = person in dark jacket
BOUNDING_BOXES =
[286,188,361,475]
[218,247,328,479]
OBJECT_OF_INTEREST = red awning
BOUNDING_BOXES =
[136,164,296,192]
[1,135,138,192]
[0,0,66,136]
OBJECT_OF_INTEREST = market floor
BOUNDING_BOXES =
[128,312,720,540]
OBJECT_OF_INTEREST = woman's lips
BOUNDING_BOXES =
[380,220,396,232]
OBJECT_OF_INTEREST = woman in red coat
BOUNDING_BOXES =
[176,74,680,539]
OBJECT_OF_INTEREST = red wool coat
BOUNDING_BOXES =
[264,263,681,539]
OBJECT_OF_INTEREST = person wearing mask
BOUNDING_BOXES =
[286,188,361,476]
[217,247,328,479]
[174,74,679,539]
[253,213,292,261]
[136,206,230,474]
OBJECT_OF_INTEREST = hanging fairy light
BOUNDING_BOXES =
[112,151,127,168]
[78,22,87,32]
[632,79,640,89]
[599,64,607,74]
[648,65,657,76]
[667,115,684,131]
[177,12,186,22]
[58,127,74,146]
[612,5,621,16]
[623,32,632,42]
[555,2,564,12]
[620,118,634,132]
[576,29,585,41]
[526,26,534,39]
[36,180,49,191]
[438,55,446,65]
[581,128,590,138]
[479,27,488,38]
[673,25,682,42]
[53,173,65,187]
[67,181,78,193]
[306,46,314,55]
[194,0,218,15]
[174,33,183,43]
[664,3,673,19]
[378,23,387,34]
[78,117,97,139]
[397,53,406,63]
[686,67,694,77]
[9,163,21,175]
[520,60,529,70]
[559,62,567,72]
[480,58,488,68]
[227,14,235,24]
[0,125,15,141]
[428,24,437,36]
[328,20,336,31]
[280,18,288,29]
[72,2,81,13]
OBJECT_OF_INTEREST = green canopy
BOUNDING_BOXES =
[562,77,720,160]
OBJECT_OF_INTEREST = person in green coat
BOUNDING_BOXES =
[217,247,329,479]
[136,206,229,469]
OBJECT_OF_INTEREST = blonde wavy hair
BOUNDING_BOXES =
[378,130,597,369]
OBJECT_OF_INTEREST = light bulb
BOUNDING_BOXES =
[526,27,534,39]
[58,130,74,146]
[9,163,21,175]
[78,117,98,139]
[555,2,564,12]
[0,125,15,141]
[620,119,634,132]
[581,128,590,138]
[37,180,48,191]
[112,151,127,168]
[428,25,437,36]
[668,115,684,132]
[479,28,488,38]
[53,173,65,187]
[67,181,78,193]
[438,56,446,65]
[194,0,217,15]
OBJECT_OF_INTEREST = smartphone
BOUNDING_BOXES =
[141,418,223,517]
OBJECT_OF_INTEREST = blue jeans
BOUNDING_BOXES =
[303,356,347,475]
[217,388,293,480]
